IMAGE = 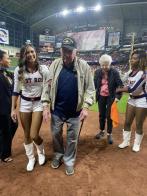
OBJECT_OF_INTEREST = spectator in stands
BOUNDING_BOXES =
[42,37,95,176]
[117,49,147,152]
[11,44,49,171]
[0,50,18,163]
[94,54,123,144]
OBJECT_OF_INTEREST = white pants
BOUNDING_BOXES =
[19,98,43,112]
[128,97,147,108]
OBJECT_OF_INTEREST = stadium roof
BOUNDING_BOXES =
[0,0,147,33]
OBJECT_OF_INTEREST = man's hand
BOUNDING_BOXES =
[43,106,50,123]
[79,108,88,121]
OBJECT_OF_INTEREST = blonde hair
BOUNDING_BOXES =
[99,54,112,66]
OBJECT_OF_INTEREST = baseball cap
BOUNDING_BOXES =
[61,37,77,50]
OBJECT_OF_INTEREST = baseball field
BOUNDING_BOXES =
[1,58,146,196]
[0,98,147,196]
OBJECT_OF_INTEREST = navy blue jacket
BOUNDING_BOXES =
[0,70,13,115]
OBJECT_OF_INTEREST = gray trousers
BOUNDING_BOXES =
[51,114,80,166]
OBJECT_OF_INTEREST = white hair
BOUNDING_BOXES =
[99,54,112,66]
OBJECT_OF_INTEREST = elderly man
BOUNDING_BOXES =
[42,37,95,175]
[94,54,123,144]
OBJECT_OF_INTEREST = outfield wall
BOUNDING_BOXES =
[0,44,20,56]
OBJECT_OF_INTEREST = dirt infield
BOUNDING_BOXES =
[0,111,147,196]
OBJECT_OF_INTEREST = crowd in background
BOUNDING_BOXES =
[38,49,131,76]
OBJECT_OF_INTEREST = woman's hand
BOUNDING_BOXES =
[115,98,119,103]
[11,109,17,123]
[116,86,128,93]
[116,87,123,93]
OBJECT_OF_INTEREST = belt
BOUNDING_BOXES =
[21,94,41,101]
[130,94,146,99]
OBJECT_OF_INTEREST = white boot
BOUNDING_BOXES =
[118,130,131,149]
[34,142,45,165]
[132,133,144,152]
[24,143,36,171]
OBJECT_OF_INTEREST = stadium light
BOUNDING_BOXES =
[61,9,70,16]
[94,4,102,11]
[76,6,85,13]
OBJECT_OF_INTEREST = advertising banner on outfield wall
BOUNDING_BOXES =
[108,32,120,46]
[0,28,9,45]
[67,29,106,51]
[39,35,55,52]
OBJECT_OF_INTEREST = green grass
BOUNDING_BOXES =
[10,57,18,67]
[8,57,18,72]
[90,94,128,114]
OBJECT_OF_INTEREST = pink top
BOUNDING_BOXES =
[100,77,109,96]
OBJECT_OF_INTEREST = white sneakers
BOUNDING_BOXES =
[118,130,143,152]
[24,142,46,172]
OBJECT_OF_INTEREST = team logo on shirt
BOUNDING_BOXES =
[25,78,43,83]
[129,80,135,85]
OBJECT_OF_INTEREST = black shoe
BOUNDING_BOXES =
[95,130,105,139]
[107,134,113,144]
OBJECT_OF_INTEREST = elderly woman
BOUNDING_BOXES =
[94,54,123,144]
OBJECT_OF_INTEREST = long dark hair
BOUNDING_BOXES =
[0,50,6,61]
[131,49,147,71]
[0,50,13,79]
[18,44,41,82]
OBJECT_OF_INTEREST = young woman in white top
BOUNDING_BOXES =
[11,44,50,171]
[116,49,147,152]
